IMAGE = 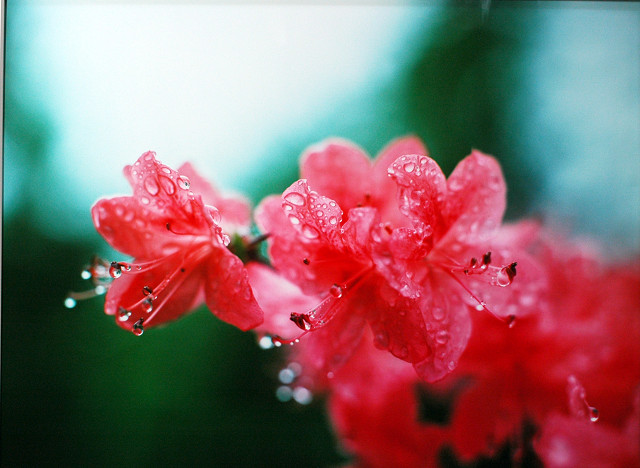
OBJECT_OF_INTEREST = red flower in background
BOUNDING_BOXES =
[255,138,530,383]
[324,225,640,467]
[90,151,263,335]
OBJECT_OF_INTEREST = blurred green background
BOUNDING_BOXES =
[3,2,639,467]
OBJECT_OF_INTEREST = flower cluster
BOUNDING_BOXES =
[70,138,640,466]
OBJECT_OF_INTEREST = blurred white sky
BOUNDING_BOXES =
[6,2,432,239]
[5,2,639,252]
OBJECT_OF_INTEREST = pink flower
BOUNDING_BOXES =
[90,151,263,335]
[327,334,451,468]
[432,230,640,462]
[255,137,526,382]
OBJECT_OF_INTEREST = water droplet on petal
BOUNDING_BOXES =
[118,307,131,322]
[432,307,445,321]
[589,406,599,422]
[328,216,337,225]
[329,284,343,298]
[159,175,176,194]
[64,297,77,308]
[435,330,449,344]
[142,286,153,296]
[140,196,150,205]
[143,298,153,313]
[403,162,415,173]
[132,318,144,336]
[507,314,516,328]
[177,175,191,190]
[284,192,306,206]
[301,224,319,239]
[288,215,301,225]
[144,177,160,195]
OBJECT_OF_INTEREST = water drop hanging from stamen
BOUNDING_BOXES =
[142,286,153,296]
[109,262,122,278]
[507,314,516,328]
[329,284,343,298]
[496,262,518,287]
[132,318,144,336]
[118,307,132,322]
[142,298,153,313]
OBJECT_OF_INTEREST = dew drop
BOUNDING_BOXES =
[329,216,337,225]
[177,175,191,190]
[496,262,517,287]
[109,262,122,278]
[589,406,600,422]
[140,196,150,205]
[142,286,153,296]
[288,215,301,225]
[118,307,131,322]
[403,162,416,173]
[94,285,107,295]
[64,297,77,309]
[316,210,324,217]
[144,177,160,195]
[329,284,343,298]
[132,318,144,336]
[301,224,319,239]
[143,298,153,313]
[435,330,449,345]
[160,166,172,175]
[159,175,176,194]
[507,314,516,328]
[81,270,92,280]
[432,307,445,321]
[284,192,306,206]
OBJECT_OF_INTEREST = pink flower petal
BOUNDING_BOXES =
[179,162,251,233]
[247,262,318,338]
[300,139,371,212]
[281,179,344,245]
[204,247,263,330]
[388,153,448,236]
[104,254,203,332]
[440,150,506,247]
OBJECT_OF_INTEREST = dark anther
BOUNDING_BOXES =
[483,251,492,265]
[384,224,393,235]
[470,257,478,267]
[303,258,310,265]
[166,223,171,231]
[506,262,517,281]
[290,312,311,331]
[180,268,186,273]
